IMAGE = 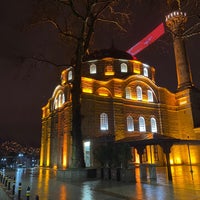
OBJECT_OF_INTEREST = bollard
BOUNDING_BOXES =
[35,195,39,200]
[18,182,22,200]
[7,178,11,190]
[5,176,8,187]
[12,182,15,196]
[26,186,30,200]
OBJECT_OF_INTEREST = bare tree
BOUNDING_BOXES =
[30,0,131,168]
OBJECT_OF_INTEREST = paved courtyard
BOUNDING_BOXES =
[0,165,200,200]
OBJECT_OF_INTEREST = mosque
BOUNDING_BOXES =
[39,11,200,170]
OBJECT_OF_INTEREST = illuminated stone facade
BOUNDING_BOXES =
[40,47,200,169]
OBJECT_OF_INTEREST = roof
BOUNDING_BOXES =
[116,133,181,146]
[83,48,133,61]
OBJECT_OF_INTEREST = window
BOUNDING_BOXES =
[127,115,134,131]
[100,113,108,130]
[58,94,62,107]
[143,68,148,77]
[125,87,132,99]
[121,63,128,72]
[62,93,65,104]
[136,86,142,100]
[147,90,153,102]
[151,117,157,133]
[54,92,65,109]
[68,70,72,81]
[84,141,91,167]
[105,65,114,75]
[139,116,146,132]
[90,64,97,74]
[54,98,58,109]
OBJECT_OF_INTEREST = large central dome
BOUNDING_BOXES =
[83,48,133,61]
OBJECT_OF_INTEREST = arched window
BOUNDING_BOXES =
[62,93,65,104]
[127,116,134,131]
[151,117,157,133]
[143,68,148,77]
[139,116,146,132]
[136,86,142,100]
[54,98,58,109]
[121,63,128,72]
[147,90,153,102]
[125,87,132,99]
[68,70,72,81]
[54,91,65,109]
[90,64,96,74]
[105,65,114,75]
[58,94,62,107]
[100,113,108,130]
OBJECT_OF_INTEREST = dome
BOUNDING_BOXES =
[83,48,133,61]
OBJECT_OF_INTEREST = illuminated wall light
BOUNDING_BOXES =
[133,60,141,65]
[82,88,93,93]
[175,157,181,164]
[82,77,94,83]
[179,97,187,105]
[133,61,141,74]
[134,69,140,74]
[98,92,108,96]
[46,136,50,167]
[170,159,174,165]
[114,94,122,98]
[62,134,67,168]
[179,100,187,105]
[105,71,115,76]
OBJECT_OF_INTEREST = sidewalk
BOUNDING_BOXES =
[0,166,200,200]
[0,184,11,200]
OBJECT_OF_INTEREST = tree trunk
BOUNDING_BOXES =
[70,39,85,168]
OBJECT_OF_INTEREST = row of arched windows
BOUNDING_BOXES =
[100,113,157,133]
[126,86,153,102]
[89,63,149,77]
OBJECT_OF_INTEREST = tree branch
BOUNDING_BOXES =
[27,18,79,41]
[20,56,69,68]
[183,22,200,35]
[97,18,127,32]
[183,31,200,38]
[59,0,85,20]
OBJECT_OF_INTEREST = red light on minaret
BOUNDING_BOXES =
[127,23,165,57]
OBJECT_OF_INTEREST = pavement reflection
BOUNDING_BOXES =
[0,165,200,200]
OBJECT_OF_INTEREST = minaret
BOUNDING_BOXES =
[165,11,193,91]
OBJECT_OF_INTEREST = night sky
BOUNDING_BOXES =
[0,1,199,147]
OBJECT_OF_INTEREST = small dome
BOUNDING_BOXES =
[83,48,133,61]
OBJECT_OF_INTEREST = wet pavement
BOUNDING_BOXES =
[0,165,200,200]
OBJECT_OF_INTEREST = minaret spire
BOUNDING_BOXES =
[165,10,193,90]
